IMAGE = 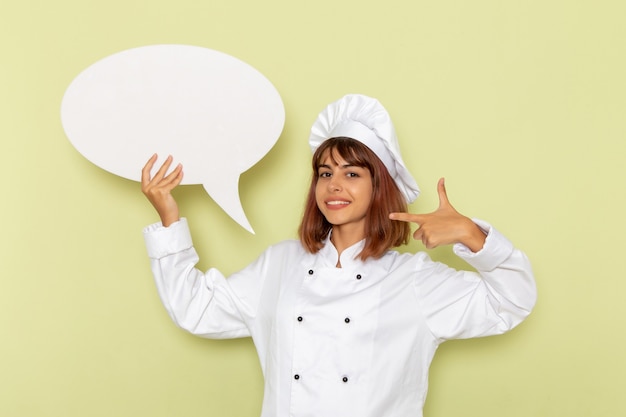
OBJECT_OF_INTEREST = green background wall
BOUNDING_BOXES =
[2,0,624,416]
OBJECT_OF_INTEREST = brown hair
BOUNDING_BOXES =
[298,137,410,260]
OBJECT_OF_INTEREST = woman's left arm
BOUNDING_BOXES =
[392,178,537,339]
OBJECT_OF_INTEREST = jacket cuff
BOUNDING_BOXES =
[453,219,515,272]
[143,218,193,259]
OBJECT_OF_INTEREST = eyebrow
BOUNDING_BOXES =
[317,163,358,170]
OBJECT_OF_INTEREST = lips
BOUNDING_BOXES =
[325,200,351,209]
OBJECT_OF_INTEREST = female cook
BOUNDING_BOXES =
[141,94,536,417]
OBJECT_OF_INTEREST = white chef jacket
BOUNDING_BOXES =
[144,218,536,417]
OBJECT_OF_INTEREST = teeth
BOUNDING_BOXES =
[327,201,349,205]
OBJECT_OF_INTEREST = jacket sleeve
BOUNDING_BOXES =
[413,219,537,341]
[143,218,257,339]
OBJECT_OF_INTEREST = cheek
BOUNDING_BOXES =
[360,187,374,208]
[353,183,373,201]
[314,183,324,207]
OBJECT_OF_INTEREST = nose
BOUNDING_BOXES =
[328,176,342,192]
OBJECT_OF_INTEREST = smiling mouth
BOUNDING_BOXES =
[326,201,350,206]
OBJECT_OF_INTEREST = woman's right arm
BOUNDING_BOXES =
[141,154,250,338]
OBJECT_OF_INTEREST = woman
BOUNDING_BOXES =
[141,94,536,417]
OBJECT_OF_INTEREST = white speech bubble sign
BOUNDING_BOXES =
[61,44,285,233]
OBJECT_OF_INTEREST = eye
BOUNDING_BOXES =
[347,172,359,178]
[318,171,331,178]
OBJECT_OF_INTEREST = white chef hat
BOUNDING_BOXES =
[309,94,420,202]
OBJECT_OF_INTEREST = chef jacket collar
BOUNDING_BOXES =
[319,231,366,269]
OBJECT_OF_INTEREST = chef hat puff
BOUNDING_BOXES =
[309,94,420,203]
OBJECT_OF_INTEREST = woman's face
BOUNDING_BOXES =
[315,150,373,233]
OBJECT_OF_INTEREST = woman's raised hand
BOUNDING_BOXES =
[389,178,486,252]
[141,154,184,227]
